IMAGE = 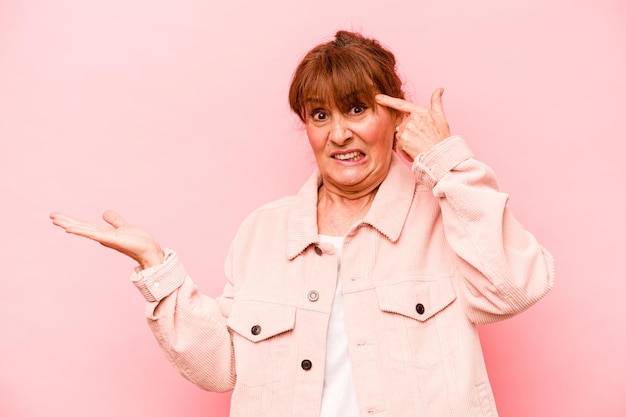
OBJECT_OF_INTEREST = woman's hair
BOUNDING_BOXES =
[288,30,405,122]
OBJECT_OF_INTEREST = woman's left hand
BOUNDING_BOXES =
[376,88,450,161]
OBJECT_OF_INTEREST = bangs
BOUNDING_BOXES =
[292,50,380,119]
[288,31,404,122]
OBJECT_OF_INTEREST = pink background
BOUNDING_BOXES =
[1,0,625,416]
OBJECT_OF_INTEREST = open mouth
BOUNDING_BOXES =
[332,151,364,162]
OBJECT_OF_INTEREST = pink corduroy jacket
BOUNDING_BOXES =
[131,136,555,417]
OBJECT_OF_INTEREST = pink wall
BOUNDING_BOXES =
[1,0,624,415]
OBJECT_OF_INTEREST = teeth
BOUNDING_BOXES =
[334,151,362,160]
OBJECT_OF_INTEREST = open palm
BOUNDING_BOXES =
[50,210,164,269]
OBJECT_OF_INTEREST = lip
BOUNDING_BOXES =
[330,148,367,165]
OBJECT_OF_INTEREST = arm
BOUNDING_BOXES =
[132,249,236,391]
[49,211,236,391]
[414,136,555,323]
[376,90,555,324]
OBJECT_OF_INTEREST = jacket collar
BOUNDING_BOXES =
[286,153,416,260]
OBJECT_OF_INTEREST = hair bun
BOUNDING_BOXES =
[334,30,360,47]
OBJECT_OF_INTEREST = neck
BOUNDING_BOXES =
[316,184,378,236]
[318,183,378,208]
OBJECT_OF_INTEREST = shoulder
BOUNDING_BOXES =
[240,170,319,230]
[229,170,319,255]
[248,194,298,221]
[232,194,299,243]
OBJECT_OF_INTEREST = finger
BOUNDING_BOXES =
[64,222,109,240]
[50,211,72,222]
[103,210,127,228]
[375,94,421,114]
[430,88,446,117]
[50,211,67,226]
[50,212,86,230]
[50,212,119,247]
[56,218,113,244]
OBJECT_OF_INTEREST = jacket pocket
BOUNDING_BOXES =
[227,300,296,387]
[375,275,459,369]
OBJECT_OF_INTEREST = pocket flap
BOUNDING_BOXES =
[227,300,296,342]
[376,276,457,321]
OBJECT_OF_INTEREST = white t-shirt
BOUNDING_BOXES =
[318,234,360,417]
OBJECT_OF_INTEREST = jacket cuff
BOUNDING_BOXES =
[130,249,186,302]
[412,135,474,185]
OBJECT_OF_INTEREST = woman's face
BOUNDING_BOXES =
[305,100,398,197]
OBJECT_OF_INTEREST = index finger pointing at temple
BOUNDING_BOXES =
[375,94,420,114]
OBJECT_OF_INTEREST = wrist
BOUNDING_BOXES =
[138,247,165,270]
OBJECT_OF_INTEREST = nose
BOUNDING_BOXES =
[329,115,352,145]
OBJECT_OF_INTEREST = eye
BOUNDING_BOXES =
[309,108,328,122]
[349,104,368,116]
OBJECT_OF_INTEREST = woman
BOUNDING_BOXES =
[51,30,555,417]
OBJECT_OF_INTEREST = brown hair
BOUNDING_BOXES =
[288,30,405,122]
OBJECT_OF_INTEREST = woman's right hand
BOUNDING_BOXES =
[50,210,165,269]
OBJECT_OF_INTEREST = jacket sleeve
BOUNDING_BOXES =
[412,135,555,324]
[130,248,236,392]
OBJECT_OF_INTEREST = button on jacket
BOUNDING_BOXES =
[131,136,555,417]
